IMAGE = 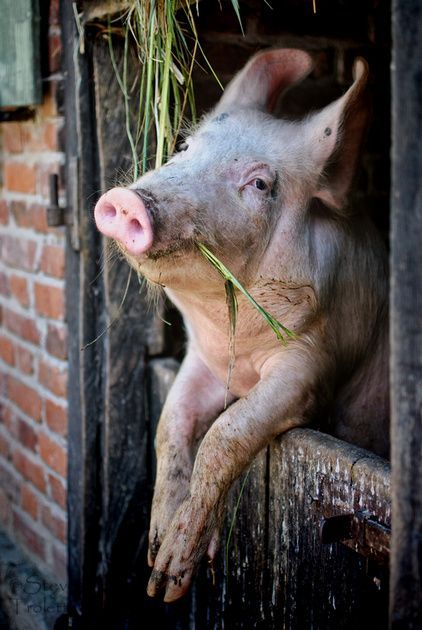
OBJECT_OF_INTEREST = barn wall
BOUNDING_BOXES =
[0,0,67,583]
[192,0,390,234]
[0,0,391,605]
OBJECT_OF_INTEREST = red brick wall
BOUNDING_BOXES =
[0,1,67,582]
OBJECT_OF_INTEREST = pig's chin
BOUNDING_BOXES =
[119,238,195,286]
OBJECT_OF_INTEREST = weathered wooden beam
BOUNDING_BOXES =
[81,0,199,23]
[390,0,422,627]
[61,3,105,626]
[194,427,390,628]
[81,1,131,23]
[268,429,390,629]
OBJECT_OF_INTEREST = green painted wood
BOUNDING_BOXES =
[0,0,41,107]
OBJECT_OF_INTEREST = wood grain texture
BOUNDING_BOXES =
[64,8,395,627]
[91,39,168,628]
[268,429,390,629]
[390,0,422,626]
[191,429,390,629]
[62,3,105,623]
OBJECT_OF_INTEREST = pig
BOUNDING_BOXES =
[94,49,389,603]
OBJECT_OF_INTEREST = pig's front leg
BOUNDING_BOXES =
[148,347,229,566]
[147,348,328,602]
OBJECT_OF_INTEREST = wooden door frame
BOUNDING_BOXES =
[61,0,422,627]
[61,1,105,623]
[390,0,422,625]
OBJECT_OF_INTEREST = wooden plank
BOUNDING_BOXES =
[390,0,422,626]
[268,429,390,629]
[190,428,390,629]
[125,358,193,629]
[61,3,106,626]
[91,38,168,627]
[192,449,268,629]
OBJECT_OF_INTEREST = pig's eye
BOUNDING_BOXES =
[254,178,267,190]
[176,141,189,152]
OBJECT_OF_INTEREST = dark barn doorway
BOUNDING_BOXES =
[61,1,421,628]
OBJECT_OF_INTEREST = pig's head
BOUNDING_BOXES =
[94,49,369,289]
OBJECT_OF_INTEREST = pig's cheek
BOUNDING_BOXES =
[240,189,270,223]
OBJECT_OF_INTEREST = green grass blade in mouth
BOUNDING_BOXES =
[224,279,238,405]
[197,243,296,345]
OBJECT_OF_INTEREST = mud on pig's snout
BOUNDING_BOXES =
[94,187,154,256]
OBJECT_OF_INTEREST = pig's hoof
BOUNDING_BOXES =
[147,530,161,567]
[147,567,192,602]
[206,528,220,561]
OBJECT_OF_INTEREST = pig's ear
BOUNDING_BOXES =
[214,49,313,114]
[308,59,370,211]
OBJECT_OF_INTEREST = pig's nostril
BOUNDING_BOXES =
[95,188,153,254]
[102,203,117,219]
[130,219,142,233]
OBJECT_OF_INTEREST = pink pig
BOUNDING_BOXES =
[94,49,389,602]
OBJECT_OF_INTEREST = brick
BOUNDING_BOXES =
[29,203,49,233]
[40,245,65,278]
[17,416,38,452]
[46,324,67,359]
[10,200,31,228]
[39,433,67,477]
[10,275,30,307]
[52,544,67,583]
[15,345,35,375]
[4,162,37,194]
[0,460,21,501]
[48,473,66,510]
[37,163,63,200]
[45,399,67,437]
[3,308,40,345]
[0,199,9,225]
[0,335,15,365]
[0,404,14,433]
[34,282,65,319]
[2,123,23,153]
[43,121,59,151]
[12,448,46,492]
[0,271,10,296]
[0,373,7,397]
[13,510,45,560]
[8,376,42,421]
[1,235,38,272]
[0,432,11,459]
[39,361,67,398]
[19,121,41,151]
[21,484,39,519]
[0,487,12,528]
[42,505,66,542]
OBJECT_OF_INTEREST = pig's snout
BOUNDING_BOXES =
[94,187,153,256]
